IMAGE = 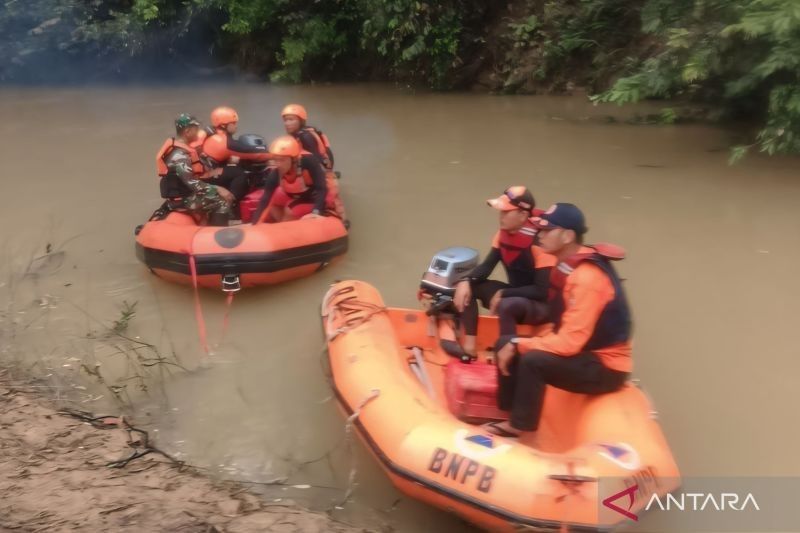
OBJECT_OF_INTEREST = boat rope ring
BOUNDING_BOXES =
[222,274,241,292]
[214,227,245,249]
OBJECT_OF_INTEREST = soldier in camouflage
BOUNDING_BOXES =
[159,114,232,226]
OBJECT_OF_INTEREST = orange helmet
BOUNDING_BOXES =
[269,135,302,158]
[281,104,307,122]
[211,106,239,128]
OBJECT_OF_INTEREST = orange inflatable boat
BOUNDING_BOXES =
[321,280,681,532]
[135,211,348,291]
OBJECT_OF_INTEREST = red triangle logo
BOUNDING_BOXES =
[602,483,638,521]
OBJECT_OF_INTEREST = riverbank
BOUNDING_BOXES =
[0,367,365,533]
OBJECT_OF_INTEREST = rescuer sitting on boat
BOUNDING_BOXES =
[488,203,632,439]
[281,103,347,222]
[452,186,554,358]
[281,103,335,170]
[155,114,232,226]
[200,106,271,211]
[251,136,332,223]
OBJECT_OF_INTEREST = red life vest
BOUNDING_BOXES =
[495,210,544,265]
[155,138,204,177]
[497,220,538,266]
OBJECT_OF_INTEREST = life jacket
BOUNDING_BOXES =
[299,126,333,168]
[200,130,232,168]
[497,223,537,266]
[155,138,204,198]
[494,210,548,286]
[548,243,632,351]
[201,129,271,169]
[281,153,315,197]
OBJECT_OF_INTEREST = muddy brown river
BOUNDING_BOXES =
[1,83,798,532]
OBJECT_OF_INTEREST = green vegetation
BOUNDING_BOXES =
[2,0,800,157]
[594,0,800,159]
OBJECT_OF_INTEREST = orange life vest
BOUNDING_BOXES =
[200,131,230,167]
[155,138,204,177]
[302,126,330,151]
[299,126,333,168]
[201,129,271,168]
[281,154,315,197]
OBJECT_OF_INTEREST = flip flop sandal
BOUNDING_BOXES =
[482,421,521,439]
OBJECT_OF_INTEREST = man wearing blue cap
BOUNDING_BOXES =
[485,203,633,439]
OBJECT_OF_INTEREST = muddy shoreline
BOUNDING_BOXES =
[0,367,367,533]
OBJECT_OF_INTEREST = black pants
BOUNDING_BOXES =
[207,166,249,201]
[498,350,629,431]
[462,281,548,336]
[496,297,549,336]
[462,280,507,336]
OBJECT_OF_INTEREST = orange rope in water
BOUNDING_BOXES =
[188,254,210,355]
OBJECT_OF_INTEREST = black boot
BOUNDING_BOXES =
[440,339,473,363]
[208,212,230,227]
[230,202,242,220]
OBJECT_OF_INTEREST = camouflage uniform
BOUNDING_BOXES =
[165,148,231,216]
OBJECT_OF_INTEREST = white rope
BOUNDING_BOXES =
[339,388,380,506]
[324,299,386,341]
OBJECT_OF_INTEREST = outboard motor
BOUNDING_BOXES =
[237,134,270,186]
[238,133,267,150]
[419,247,479,363]
[419,246,479,316]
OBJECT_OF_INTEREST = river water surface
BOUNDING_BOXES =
[1,83,798,532]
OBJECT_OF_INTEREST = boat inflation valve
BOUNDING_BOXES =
[222,274,241,292]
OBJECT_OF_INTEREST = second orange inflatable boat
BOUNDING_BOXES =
[321,280,681,532]
[136,211,348,291]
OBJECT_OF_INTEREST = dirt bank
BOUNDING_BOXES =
[0,368,366,533]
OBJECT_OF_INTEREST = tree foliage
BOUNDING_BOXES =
[595,0,800,157]
[2,0,800,156]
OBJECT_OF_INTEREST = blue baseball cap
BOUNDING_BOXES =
[532,203,587,234]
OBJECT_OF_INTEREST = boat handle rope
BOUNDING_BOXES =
[324,294,386,341]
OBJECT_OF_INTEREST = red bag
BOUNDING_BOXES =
[444,360,509,423]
